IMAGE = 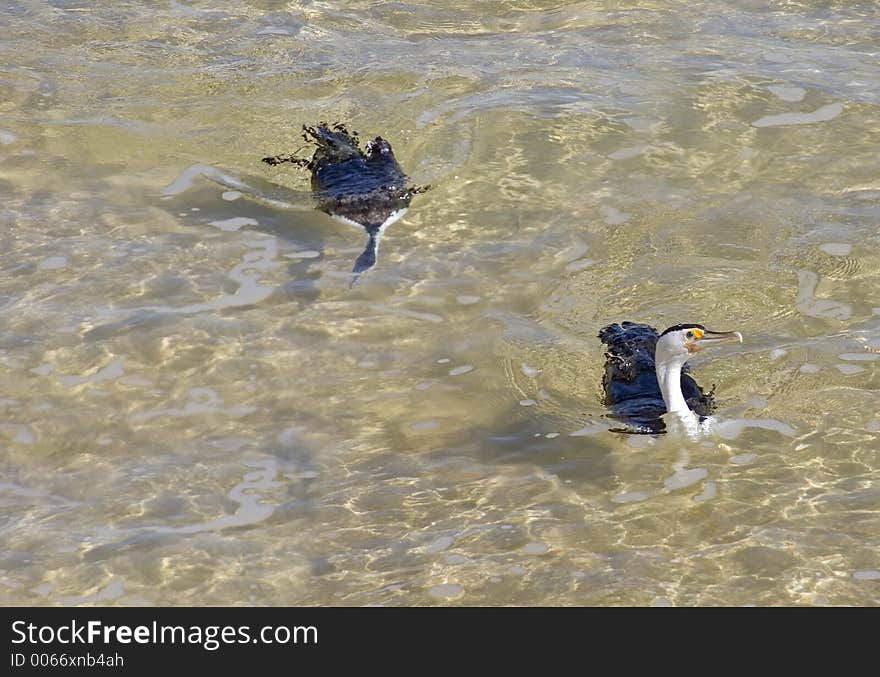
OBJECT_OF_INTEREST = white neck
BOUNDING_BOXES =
[656,359,700,429]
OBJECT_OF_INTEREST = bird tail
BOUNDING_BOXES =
[352,232,379,275]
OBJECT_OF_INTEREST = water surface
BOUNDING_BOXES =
[1,1,879,606]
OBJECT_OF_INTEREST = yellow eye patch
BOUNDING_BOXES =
[686,328,704,340]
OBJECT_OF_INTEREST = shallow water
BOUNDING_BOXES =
[1,1,879,606]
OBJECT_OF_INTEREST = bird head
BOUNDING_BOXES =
[655,323,743,366]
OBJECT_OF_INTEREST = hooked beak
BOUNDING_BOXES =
[691,329,743,352]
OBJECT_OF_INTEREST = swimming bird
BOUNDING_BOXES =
[598,321,742,435]
[262,122,429,275]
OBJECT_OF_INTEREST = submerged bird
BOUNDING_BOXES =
[262,122,429,275]
[598,321,742,435]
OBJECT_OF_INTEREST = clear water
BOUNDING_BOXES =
[1,0,879,606]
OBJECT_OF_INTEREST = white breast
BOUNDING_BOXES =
[329,208,408,235]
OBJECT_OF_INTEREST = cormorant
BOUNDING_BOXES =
[598,321,742,435]
[262,122,429,275]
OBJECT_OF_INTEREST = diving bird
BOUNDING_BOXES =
[262,122,429,275]
[598,321,742,435]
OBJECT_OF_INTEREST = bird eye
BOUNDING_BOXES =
[685,331,694,339]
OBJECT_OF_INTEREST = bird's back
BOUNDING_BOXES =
[598,321,715,434]
[305,125,413,232]
[261,122,429,274]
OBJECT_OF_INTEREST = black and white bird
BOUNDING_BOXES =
[262,122,429,275]
[598,322,742,435]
